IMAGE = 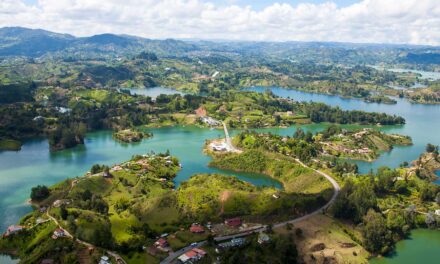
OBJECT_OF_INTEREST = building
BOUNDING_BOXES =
[217,238,246,250]
[99,256,111,264]
[3,225,24,237]
[258,233,271,244]
[435,209,440,216]
[154,238,169,248]
[52,228,65,239]
[211,142,228,152]
[190,224,205,233]
[200,116,221,126]
[225,217,241,227]
[178,248,207,263]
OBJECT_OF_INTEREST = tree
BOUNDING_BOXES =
[60,205,68,220]
[362,209,392,254]
[426,143,438,153]
[30,185,50,201]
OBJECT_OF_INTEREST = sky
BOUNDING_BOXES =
[1,0,440,46]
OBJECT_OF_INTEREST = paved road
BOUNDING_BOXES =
[161,241,207,264]
[160,158,341,264]
[222,122,240,152]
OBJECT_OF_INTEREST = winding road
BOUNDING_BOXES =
[160,129,341,264]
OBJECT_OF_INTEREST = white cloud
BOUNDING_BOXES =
[0,0,439,45]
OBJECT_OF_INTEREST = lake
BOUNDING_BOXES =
[371,66,440,81]
[1,86,440,263]
[246,86,440,174]
[369,229,440,264]
[0,126,283,233]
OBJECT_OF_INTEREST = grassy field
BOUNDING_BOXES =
[0,139,22,151]
[276,214,370,264]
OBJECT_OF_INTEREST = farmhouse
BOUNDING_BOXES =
[52,228,66,239]
[225,217,241,227]
[177,248,207,263]
[190,224,205,233]
[154,238,169,249]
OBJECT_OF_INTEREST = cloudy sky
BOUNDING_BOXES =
[1,0,439,45]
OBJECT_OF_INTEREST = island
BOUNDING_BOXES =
[113,129,152,143]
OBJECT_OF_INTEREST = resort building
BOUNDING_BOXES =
[177,248,207,263]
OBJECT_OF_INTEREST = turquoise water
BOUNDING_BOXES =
[369,229,440,264]
[0,126,281,232]
[246,86,440,174]
[434,171,440,185]
[1,86,440,263]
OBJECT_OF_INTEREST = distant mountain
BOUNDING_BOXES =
[0,27,439,66]
[0,27,198,57]
[0,27,74,56]
[400,52,440,64]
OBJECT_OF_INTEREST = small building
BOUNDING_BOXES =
[154,238,169,248]
[178,248,206,263]
[217,238,246,250]
[225,217,241,227]
[53,199,70,208]
[52,228,65,239]
[3,225,24,237]
[190,224,205,233]
[258,233,271,244]
[99,256,111,264]
[435,209,440,216]
[111,165,123,172]
[102,170,112,178]
[40,259,54,264]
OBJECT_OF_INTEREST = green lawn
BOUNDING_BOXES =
[0,139,22,151]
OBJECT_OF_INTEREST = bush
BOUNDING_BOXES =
[30,185,50,201]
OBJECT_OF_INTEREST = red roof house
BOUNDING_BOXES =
[155,238,169,248]
[192,248,207,256]
[224,217,241,227]
[190,225,205,233]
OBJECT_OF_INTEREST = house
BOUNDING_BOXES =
[258,233,270,244]
[435,209,440,216]
[217,238,246,250]
[3,225,24,237]
[99,256,111,264]
[225,217,241,227]
[40,259,54,264]
[211,142,228,152]
[102,170,112,178]
[111,165,123,172]
[178,248,207,263]
[190,224,205,233]
[154,238,169,248]
[53,200,63,207]
[52,228,65,239]
[200,116,221,126]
